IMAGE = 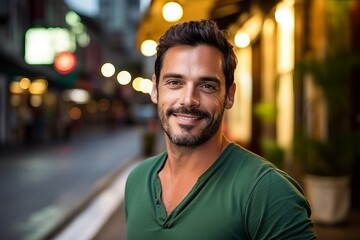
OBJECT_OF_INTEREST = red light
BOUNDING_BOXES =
[54,52,77,74]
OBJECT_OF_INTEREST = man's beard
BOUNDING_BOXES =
[158,106,224,147]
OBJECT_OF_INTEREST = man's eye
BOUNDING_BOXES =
[200,84,217,92]
[169,81,179,85]
[166,80,181,87]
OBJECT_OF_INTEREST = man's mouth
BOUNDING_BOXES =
[167,107,209,125]
[173,113,203,124]
[174,113,202,120]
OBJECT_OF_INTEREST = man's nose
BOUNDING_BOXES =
[180,84,200,108]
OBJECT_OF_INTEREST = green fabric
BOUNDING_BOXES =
[125,143,316,240]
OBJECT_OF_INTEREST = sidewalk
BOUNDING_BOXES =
[0,126,147,240]
[52,159,140,240]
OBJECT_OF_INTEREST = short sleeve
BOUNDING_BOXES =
[244,169,317,240]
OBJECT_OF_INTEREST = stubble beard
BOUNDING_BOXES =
[158,106,224,148]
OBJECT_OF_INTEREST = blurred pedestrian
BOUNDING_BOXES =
[125,20,316,239]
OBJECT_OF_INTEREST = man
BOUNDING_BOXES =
[125,20,316,239]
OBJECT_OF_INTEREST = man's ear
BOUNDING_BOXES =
[225,83,236,109]
[150,74,158,104]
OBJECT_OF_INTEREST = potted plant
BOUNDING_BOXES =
[293,52,360,224]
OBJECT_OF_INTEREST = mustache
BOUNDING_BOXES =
[166,107,210,119]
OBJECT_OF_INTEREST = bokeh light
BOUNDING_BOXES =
[29,79,48,95]
[69,106,82,120]
[162,2,183,22]
[132,77,143,92]
[9,81,23,94]
[69,89,90,104]
[54,51,77,74]
[101,63,116,77]
[234,32,250,48]
[19,78,31,90]
[117,70,132,85]
[30,95,43,107]
[141,40,157,57]
[139,78,153,94]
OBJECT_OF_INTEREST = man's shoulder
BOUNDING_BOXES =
[224,143,287,182]
[226,143,271,168]
[228,143,305,193]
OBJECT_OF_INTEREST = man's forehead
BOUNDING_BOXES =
[161,45,223,68]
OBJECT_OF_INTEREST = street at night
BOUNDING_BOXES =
[0,127,144,240]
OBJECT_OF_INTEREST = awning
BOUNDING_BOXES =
[136,0,280,51]
[136,0,253,50]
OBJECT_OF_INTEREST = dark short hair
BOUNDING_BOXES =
[154,20,237,92]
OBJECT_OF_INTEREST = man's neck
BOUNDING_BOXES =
[158,133,230,215]
[162,134,230,178]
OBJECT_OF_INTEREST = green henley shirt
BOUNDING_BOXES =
[125,143,316,239]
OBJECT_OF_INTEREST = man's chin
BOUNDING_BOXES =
[177,123,196,132]
[170,137,201,147]
[167,130,207,147]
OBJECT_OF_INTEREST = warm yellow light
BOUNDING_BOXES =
[162,2,183,22]
[276,0,295,150]
[19,77,31,90]
[141,40,157,57]
[132,77,143,92]
[275,3,294,29]
[101,63,115,77]
[30,95,43,107]
[234,32,250,48]
[117,70,132,85]
[29,79,48,94]
[139,78,153,94]
[69,106,82,120]
[226,46,252,144]
[9,82,23,94]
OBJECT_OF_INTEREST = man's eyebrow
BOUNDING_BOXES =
[162,73,183,79]
[199,76,221,84]
[162,73,221,85]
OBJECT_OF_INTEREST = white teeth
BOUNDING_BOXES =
[178,116,197,120]
[173,114,201,123]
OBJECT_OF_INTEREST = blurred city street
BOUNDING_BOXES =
[0,0,359,239]
[0,126,149,240]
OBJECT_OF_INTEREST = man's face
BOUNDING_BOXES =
[151,45,235,147]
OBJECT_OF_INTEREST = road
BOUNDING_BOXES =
[0,127,144,240]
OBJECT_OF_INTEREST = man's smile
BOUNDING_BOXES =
[173,113,204,125]
[167,107,210,126]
